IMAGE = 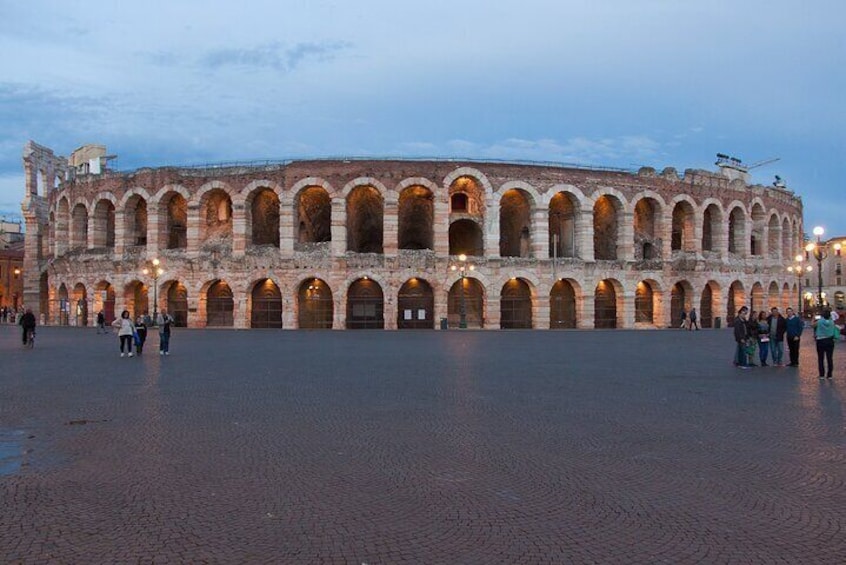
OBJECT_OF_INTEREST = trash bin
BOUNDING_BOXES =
[440,317,448,330]
[714,316,721,329]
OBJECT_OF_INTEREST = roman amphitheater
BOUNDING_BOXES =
[20,141,803,330]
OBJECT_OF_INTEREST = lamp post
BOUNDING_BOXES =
[450,253,475,329]
[787,253,812,317]
[142,258,163,325]
[805,226,828,313]
[13,267,20,309]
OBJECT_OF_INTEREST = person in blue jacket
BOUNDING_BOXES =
[784,307,803,367]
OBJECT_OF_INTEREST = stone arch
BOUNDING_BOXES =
[157,189,189,250]
[199,187,233,249]
[500,278,533,328]
[767,213,781,259]
[397,277,435,329]
[246,185,281,247]
[124,279,148,321]
[443,167,494,204]
[124,193,148,247]
[346,277,384,329]
[295,185,332,246]
[398,184,434,250]
[750,281,765,313]
[297,277,334,329]
[750,202,766,256]
[346,185,384,253]
[671,280,695,326]
[782,282,792,311]
[499,188,533,257]
[767,281,781,309]
[550,278,580,329]
[250,278,283,328]
[548,191,579,258]
[592,193,624,260]
[449,219,484,256]
[448,276,485,328]
[632,194,664,260]
[56,283,69,325]
[727,280,746,325]
[447,174,487,216]
[92,198,116,249]
[699,281,721,328]
[93,280,116,324]
[670,197,696,252]
[727,205,746,255]
[594,278,624,328]
[203,279,234,327]
[72,282,88,326]
[71,202,89,250]
[635,279,663,325]
[701,200,723,253]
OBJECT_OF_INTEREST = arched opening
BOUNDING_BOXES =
[500,278,532,329]
[206,280,234,327]
[398,186,434,250]
[251,279,282,328]
[201,189,233,248]
[346,278,384,329]
[751,282,765,313]
[781,218,792,261]
[39,272,49,323]
[449,219,484,256]
[670,282,688,327]
[635,281,655,324]
[767,215,780,259]
[634,198,660,260]
[594,280,617,328]
[249,188,280,247]
[58,283,69,326]
[750,203,765,256]
[700,282,720,328]
[92,200,115,249]
[72,283,88,326]
[71,203,88,250]
[56,199,69,254]
[124,280,149,321]
[346,186,383,253]
[163,193,188,249]
[549,192,577,258]
[727,281,746,325]
[550,280,577,329]
[296,186,332,246]
[397,278,434,329]
[448,277,484,328]
[593,195,621,260]
[768,281,780,309]
[702,204,721,252]
[94,281,116,324]
[450,193,468,212]
[166,282,189,327]
[782,283,792,311]
[728,207,745,255]
[499,189,532,258]
[448,176,484,216]
[126,196,148,247]
[298,278,333,329]
[671,201,695,252]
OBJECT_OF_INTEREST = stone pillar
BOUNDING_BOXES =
[233,295,246,329]
[232,203,246,257]
[186,204,201,258]
[146,207,159,257]
[743,217,753,258]
[531,207,547,259]
[282,296,295,329]
[580,292,595,329]
[577,209,594,262]
[620,291,635,329]
[534,292,550,329]
[660,211,672,260]
[330,200,346,256]
[383,290,397,330]
[485,199,499,258]
[434,200,449,256]
[486,294,500,329]
[114,210,126,256]
[334,294,345,329]
[280,196,294,255]
[692,211,703,257]
[618,212,634,262]
[383,199,398,256]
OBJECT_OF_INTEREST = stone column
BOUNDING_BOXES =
[279,196,294,255]
[433,200,449,256]
[534,292,550,329]
[618,212,635,262]
[485,199,499,258]
[330,200,346,256]
[383,199,398,256]
[486,294,500,329]
[146,206,159,258]
[579,292,595,329]
[232,203,246,258]
[383,290,397,330]
[114,210,126,256]
[233,295,246,329]
[620,291,635,329]
[576,209,594,262]
[531,207,547,259]
[186,204,201,258]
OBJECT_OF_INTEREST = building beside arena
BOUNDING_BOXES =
[20,141,803,329]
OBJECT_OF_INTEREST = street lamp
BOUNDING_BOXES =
[450,253,475,329]
[787,253,812,316]
[142,258,163,325]
[805,226,828,312]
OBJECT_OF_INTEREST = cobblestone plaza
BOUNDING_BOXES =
[1,326,844,563]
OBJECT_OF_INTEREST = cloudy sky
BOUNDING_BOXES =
[1,0,843,235]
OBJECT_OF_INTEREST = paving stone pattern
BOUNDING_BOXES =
[0,326,844,564]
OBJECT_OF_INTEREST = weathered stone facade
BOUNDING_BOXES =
[21,141,804,329]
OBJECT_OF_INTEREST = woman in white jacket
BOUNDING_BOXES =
[111,310,135,357]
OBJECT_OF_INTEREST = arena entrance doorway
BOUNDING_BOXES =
[397,278,434,329]
[298,279,333,329]
[251,279,282,328]
[206,281,234,327]
[347,278,384,329]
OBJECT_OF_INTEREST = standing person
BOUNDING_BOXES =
[785,307,803,367]
[756,311,771,366]
[813,308,839,379]
[688,308,699,330]
[746,310,759,366]
[112,310,135,357]
[96,311,106,334]
[134,315,148,355]
[158,309,173,356]
[679,308,688,329]
[19,307,36,346]
[767,307,787,366]
[733,307,751,369]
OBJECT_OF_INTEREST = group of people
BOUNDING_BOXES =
[110,310,174,357]
[679,308,700,330]
[733,305,840,379]
[1,306,20,324]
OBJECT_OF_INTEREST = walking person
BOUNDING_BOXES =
[19,307,36,347]
[134,315,148,355]
[688,307,699,330]
[785,307,803,367]
[813,308,839,379]
[766,307,787,366]
[158,309,173,356]
[733,307,751,369]
[96,311,106,334]
[112,310,135,357]
[756,311,771,366]
[679,308,688,329]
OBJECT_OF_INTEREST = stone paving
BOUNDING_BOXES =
[0,325,844,564]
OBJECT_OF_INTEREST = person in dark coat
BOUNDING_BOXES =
[134,316,148,355]
[19,308,36,346]
[785,307,803,367]
[733,307,751,369]
[766,307,788,366]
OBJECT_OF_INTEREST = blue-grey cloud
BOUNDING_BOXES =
[200,40,352,73]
